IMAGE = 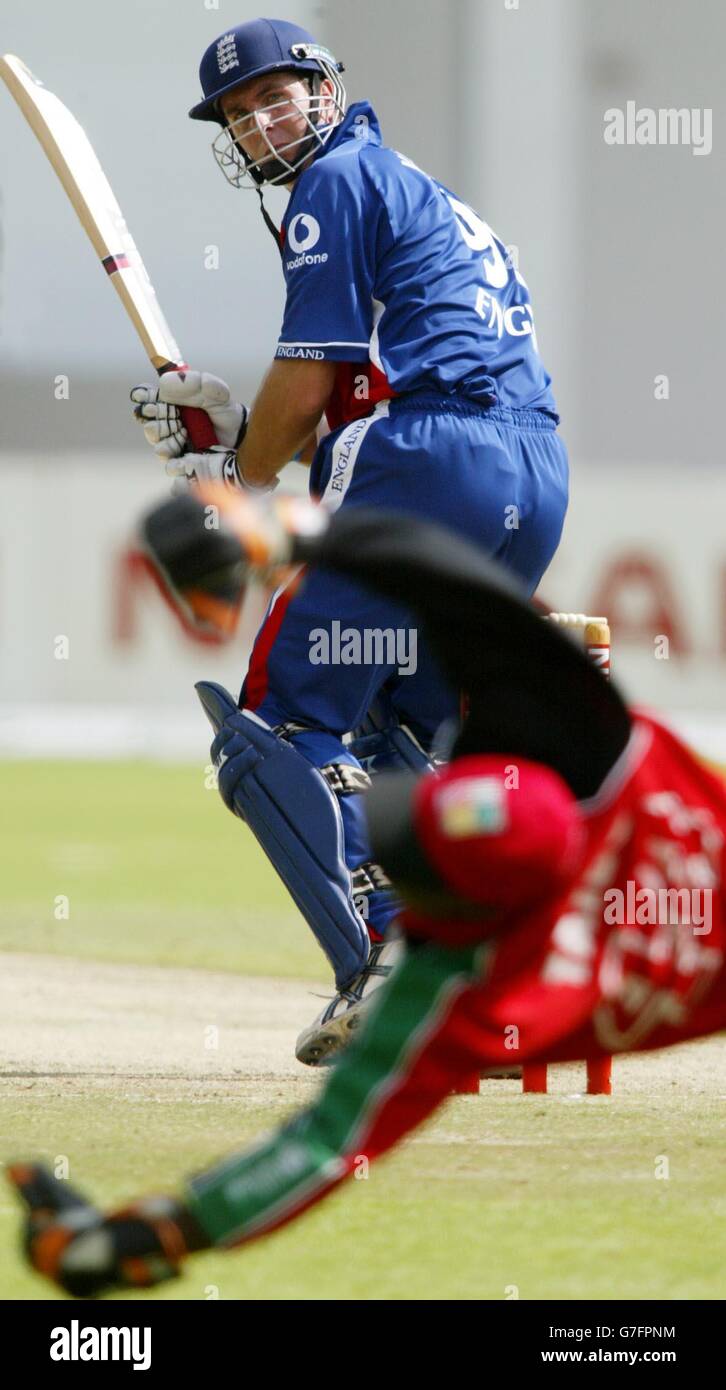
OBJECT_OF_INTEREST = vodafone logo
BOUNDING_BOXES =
[288,214,321,253]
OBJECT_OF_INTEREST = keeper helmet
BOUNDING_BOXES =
[366,757,584,945]
[189,18,346,190]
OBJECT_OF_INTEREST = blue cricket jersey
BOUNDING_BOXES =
[275,101,559,425]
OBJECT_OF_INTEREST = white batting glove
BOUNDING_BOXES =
[166,447,279,495]
[130,371,248,460]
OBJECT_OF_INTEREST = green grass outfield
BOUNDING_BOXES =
[0,759,322,979]
[0,761,724,1301]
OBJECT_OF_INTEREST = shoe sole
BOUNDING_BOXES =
[295,1003,366,1067]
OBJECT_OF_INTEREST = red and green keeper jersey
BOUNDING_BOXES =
[185,713,726,1249]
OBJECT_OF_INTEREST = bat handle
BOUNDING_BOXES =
[158,362,220,452]
[179,405,219,451]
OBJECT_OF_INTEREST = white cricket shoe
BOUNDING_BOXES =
[295,938,404,1067]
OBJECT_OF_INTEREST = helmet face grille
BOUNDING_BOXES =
[211,83,346,189]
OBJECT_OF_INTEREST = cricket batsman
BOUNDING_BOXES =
[129,17,570,1064]
[9,490,725,1298]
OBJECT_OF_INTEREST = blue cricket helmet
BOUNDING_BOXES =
[189,18,345,124]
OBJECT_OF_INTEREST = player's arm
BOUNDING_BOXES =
[8,936,482,1297]
[295,426,323,466]
[306,509,632,798]
[236,358,336,487]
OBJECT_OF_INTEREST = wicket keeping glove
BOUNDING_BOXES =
[7,1163,207,1298]
[131,369,248,460]
[139,489,328,642]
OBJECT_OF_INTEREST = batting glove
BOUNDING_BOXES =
[166,447,279,495]
[131,370,248,460]
[7,1162,206,1298]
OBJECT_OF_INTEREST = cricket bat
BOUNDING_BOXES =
[0,53,217,450]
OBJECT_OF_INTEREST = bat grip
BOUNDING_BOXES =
[179,405,219,451]
[157,363,219,452]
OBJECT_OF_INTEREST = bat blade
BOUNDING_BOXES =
[1,53,182,370]
[1,53,217,449]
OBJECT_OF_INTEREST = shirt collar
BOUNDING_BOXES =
[311,100,383,162]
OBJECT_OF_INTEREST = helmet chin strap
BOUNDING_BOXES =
[256,186,285,259]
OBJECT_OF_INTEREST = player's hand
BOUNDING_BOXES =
[166,447,279,495]
[7,1162,201,1298]
[130,370,248,460]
